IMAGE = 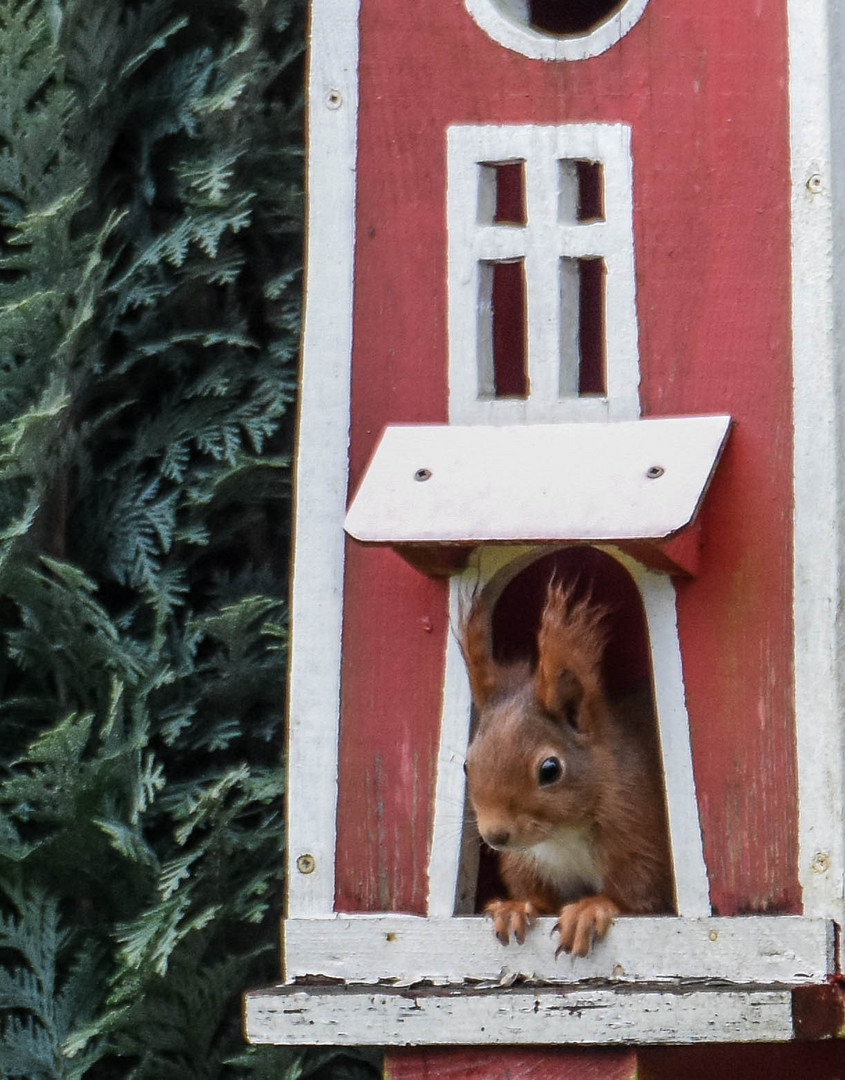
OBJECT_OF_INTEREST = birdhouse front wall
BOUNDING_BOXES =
[335,0,798,922]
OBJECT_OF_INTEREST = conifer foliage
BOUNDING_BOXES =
[0,1,377,1076]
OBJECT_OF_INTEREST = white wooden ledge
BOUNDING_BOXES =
[344,416,730,545]
[246,916,838,1046]
[245,983,819,1046]
[282,915,834,986]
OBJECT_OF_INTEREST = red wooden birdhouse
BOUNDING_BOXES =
[247,0,845,1071]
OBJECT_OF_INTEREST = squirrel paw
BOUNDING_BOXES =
[484,898,538,945]
[553,895,620,958]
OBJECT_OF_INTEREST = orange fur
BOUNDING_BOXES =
[460,580,673,957]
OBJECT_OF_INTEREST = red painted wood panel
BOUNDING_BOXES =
[387,1044,845,1080]
[335,545,447,913]
[336,0,798,917]
[385,1047,638,1080]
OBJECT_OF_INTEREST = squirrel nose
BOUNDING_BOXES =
[484,829,511,850]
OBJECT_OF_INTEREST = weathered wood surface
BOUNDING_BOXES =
[282,915,834,986]
[284,0,361,919]
[384,1048,639,1080]
[245,984,798,1046]
[384,1041,845,1080]
[789,0,845,923]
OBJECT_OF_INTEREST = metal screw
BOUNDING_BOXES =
[325,89,343,110]
[414,467,432,482]
[296,853,316,875]
[807,173,823,193]
[811,851,830,874]
[646,465,665,480]
[708,929,719,942]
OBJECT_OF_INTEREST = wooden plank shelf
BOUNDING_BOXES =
[281,915,835,988]
[245,980,845,1047]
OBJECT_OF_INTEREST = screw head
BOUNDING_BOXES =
[645,465,665,480]
[414,467,432,482]
[296,853,316,875]
[807,173,823,193]
[325,89,343,110]
[811,851,830,874]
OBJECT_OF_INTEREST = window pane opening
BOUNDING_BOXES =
[478,259,529,398]
[560,257,606,397]
[559,159,605,223]
[528,0,627,35]
[479,160,527,225]
[460,546,674,916]
[578,257,606,394]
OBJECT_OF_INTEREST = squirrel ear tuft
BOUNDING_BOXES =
[535,581,607,729]
[458,590,502,709]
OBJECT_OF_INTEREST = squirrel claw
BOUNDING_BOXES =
[484,898,538,945]
[553,895,619,958]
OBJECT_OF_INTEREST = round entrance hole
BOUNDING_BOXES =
[466,0,650,61]
[528,0,626,36]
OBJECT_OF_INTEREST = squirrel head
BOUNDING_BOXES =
[459,581,610,852]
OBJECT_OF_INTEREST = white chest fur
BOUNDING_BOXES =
[527,826,604,900]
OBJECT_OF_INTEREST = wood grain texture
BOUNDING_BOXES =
[335,543,447,913]
[285,0,360,918]
[245,984,797,1045]
[385,1042,845,1080]
[384,1047,638,1080]
[789,0,845,922]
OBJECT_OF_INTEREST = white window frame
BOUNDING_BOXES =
[465,0,651,62]
[447,124,640,424]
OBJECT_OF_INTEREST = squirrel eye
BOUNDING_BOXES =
[538,756,563,786]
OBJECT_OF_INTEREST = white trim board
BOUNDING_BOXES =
[285,0,360,918]
[246,984,802,1047]
[282,915,834,987]
[789,0,845,924]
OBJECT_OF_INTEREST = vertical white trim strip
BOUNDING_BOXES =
[635,567,711,917]
[285,0,360,918]
[427,576,475,917]
[789,0,845,922]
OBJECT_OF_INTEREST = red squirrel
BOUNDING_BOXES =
[460,580,673,957]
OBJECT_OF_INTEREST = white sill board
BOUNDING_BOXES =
[282,914,834,987]
[245,983,802,1046]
